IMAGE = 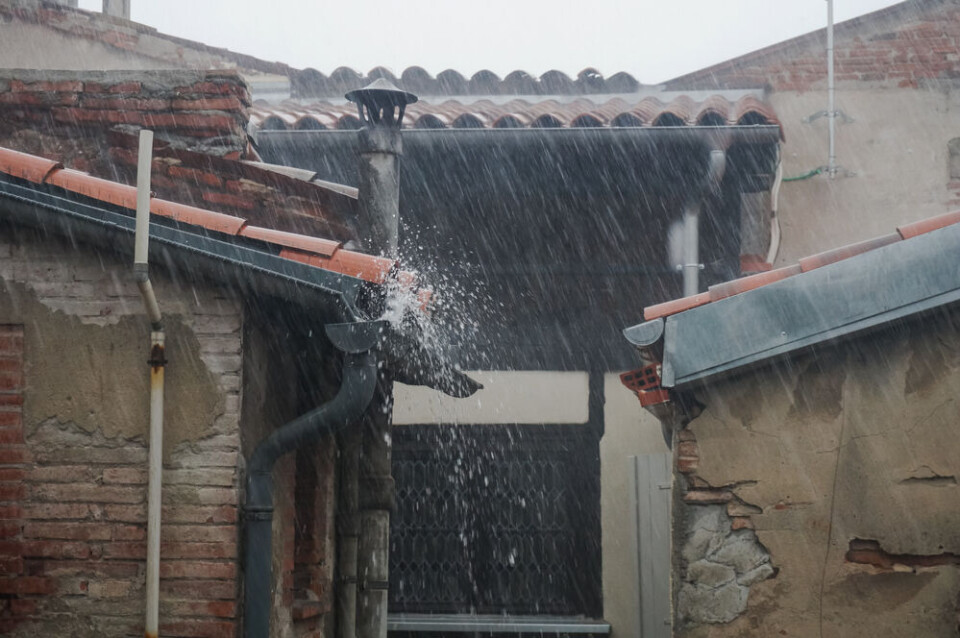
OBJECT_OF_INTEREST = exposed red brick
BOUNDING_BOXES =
[684,489,733,504]
[0,468,24,482]
[20,540,93,560]
[10,80,83,92]
[731,516,755,530]
[81,97,171,111]
[0,447,29,465]
[160,578,236,600]
[169,165,223,188]
[201,191,254,210]
[160,560,236,580]
[0,483,25,502]
[83,81,141,94]
[0,576,56,595]
[172,97,244,111]
[0,556,23,575]
[159,619,236,638]
[0,92,78,107]
[161,599,237,619]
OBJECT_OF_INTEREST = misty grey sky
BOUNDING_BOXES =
[78,0,903,83]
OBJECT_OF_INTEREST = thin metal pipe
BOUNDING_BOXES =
[827,0,837,177]
[681,149,726,297]
[135,130,153,267]
[144,331,165,638]
[135,128,164,638]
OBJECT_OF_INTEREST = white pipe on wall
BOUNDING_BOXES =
[135,129,165,638]
[827,0,837,177]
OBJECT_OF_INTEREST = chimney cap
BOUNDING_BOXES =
[345,77,418,109]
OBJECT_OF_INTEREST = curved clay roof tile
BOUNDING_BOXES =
[452,113,486,128]
[367,66,398,83]
[606,71,641,93]
[436,69,468,94]
[570,113,605,127]
[469,69,501,94]
[539,70,574,94]
[531,113,564,128]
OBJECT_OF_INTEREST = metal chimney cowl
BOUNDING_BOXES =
[345,79,418,257]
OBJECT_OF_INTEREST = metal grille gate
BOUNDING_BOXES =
[389,424,601,616]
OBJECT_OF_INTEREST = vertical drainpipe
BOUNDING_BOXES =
[826,0,837,178]
[343,79,417,638]
[134,129,165,638]
[681,148,727,296]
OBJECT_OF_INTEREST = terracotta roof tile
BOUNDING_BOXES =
[797,233,901,272]
[291,66,645,99]
[897,210,960,240]
[644,211,960,321]
[250,95,782,135]
[45,168,138,210]
[0,148,61,183]
[0,145,414,290]
[150,199,247,235]
[239,226,341,257]
[644,292,712,321]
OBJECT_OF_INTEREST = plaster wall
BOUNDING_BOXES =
[676,309,960,637]
[0,22,171,71]
[600,373,670,638]
[0,224,244,636]
[771,87,960,264]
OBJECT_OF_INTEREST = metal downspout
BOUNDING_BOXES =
[134,129,165,638]
[681,149,727,296]
[243,322,382,638]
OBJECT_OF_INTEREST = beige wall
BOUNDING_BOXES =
[600,373,670,637]
[0,23,171,71]
[393,371,590,425]
[676,313,960,637]
[771,87,960,265]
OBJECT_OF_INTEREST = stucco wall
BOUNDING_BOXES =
[674,308,960,637]
[0,224,244,636]
[772,87,960,266]
[600,373,670,637]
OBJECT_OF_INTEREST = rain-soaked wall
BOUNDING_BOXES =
[672,308,960,637]
[0,224,244,636]
[771,87,960,265]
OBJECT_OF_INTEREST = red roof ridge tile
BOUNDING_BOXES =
[0,145,405,288]
[644,210,960,321]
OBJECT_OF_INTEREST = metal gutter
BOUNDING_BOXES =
[387,614,611,634]
[0,175,365,319]
[660,221,960,388]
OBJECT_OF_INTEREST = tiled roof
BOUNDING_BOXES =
[643,209,960,321]
[0,146,416,291]
[251,95,780,132]
[291,66,643,98]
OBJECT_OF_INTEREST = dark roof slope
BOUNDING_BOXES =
[625,208,960,388]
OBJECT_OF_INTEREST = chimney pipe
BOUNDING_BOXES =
[341,79,417,638]
[102,0,131,19]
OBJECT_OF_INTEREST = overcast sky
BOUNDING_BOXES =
[78,0,903,84]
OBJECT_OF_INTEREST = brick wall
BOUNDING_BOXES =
[0,229,244,637]
[665,1,960,91]
[0,69,356,241]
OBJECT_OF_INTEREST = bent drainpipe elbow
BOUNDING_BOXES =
[243,348,378,638]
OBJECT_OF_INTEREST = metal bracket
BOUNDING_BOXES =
[674,263,704,272]
[803,109,855,124]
